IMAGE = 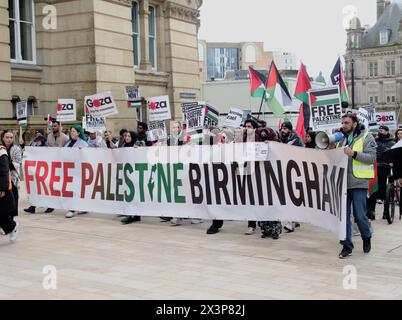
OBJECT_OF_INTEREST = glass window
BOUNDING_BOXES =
[148,5,156,69]
[386,61,396,76]
[207,47,239,80]
[9,0,35,63]
[132,1,140,66]
[380,30,389,46]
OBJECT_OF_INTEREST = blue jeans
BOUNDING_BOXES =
[340,189,372,251]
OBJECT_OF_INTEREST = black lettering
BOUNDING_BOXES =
[286,161,305,207]
[302,162,321,210]
[213,163,231,205]
[263,161,286,206]
[189,164,203,204]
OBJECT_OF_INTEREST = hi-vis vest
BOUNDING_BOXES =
[338,132,375,179]
[0,147,12,191]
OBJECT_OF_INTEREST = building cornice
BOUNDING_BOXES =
[164,1,200,26]
[35,0,131,6]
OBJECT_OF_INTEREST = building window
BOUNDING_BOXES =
[245,45,256,63]
[379,29,389,46]
[207,48,239,80]
[132,1,140,67]
[387,96,396,104]
[9,0,36,64]
[369,96,374,104]
[148,5,156,69]
[369,62,378,77]
[375,96,378,104]
[386,61,395,76]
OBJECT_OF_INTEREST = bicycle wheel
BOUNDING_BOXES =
[384,183,395,225]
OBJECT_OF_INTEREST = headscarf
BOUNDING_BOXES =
[71,125,87,141]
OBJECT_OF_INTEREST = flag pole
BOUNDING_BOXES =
[257,63,272,121]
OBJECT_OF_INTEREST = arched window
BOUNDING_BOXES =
[245,44,256,63]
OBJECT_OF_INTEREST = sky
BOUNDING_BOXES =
[199,0,378,81]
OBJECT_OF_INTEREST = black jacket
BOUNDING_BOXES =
[0,152,16,214]
[376,136,395,166]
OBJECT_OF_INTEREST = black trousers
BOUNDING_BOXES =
[211,220,256,229]
[367,166,390,213]
[11,184,18,217]
[0,191,16,234]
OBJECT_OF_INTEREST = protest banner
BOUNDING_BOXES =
[84,92,118,118]
[16,100,28,127]
[181,102,204,131]
[82,111,106,133]
[224,108,244,128]
[375,112,397,131]
[309,86,343,131]
[147,121,167,141]
[57,99,76,122]
[125,86,142,108]
[23,143,348,239]
[147,95,172,122]
[357,108,369,132]
[203,104,220,129]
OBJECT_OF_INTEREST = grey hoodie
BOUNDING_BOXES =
[339,131,377,190]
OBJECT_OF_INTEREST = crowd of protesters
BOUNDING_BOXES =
[1,116,401,259]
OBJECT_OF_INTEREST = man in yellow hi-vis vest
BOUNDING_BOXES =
[337,114,377,259]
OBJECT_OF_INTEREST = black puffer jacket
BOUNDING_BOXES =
[376,136,395,166]
[0,148,16,214]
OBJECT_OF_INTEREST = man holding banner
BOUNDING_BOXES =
[337,114,377,259]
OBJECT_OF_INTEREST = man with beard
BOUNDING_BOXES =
[279,121,304,233]
[337,114,377,259]
[367,125,395,220]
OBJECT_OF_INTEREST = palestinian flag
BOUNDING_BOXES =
[369,161,379,197]
[47,114,53,130]
[309,87,341,107]
[330,58,350,106]
[294,63,312,141]
[249,66,267,99]
[128,100,142,108]
[265,61,292,117]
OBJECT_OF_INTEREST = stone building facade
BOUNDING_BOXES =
[0,0,202,136]
[344,0,402,123]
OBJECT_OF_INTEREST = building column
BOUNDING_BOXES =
[0,0,12,118]
[139,0,152,71]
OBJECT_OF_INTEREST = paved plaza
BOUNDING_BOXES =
[1,187,402,300]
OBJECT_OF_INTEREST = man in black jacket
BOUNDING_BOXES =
[0,145,18,242]
[367,125,395,219]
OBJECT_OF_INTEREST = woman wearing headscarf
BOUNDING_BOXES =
[120,131,142,225]
[0,144,18,241]
[64,125,89,218]
[1,131,22,220]
[305,131,317,149]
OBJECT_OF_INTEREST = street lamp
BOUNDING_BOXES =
[351,59,355,109]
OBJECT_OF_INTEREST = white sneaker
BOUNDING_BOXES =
[9,222,18,242]
[171,218,183,226]
[191,219,203,224]
[284,222,295,233]
[245,227,255,235]
[65,211,76,218]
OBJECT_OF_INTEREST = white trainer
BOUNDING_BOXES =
[171,218,183,226]
[245,227,255,235]
[191,219,203,224]
[65,211,76,218]
[9,222,18,242]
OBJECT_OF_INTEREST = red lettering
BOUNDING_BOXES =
[35,161,49,196]
[49,162,62,197]
[81,163,94,198]
[62,162,75,198]
[24,160,36,194]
